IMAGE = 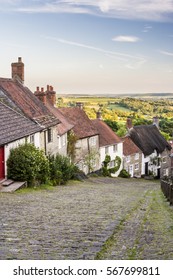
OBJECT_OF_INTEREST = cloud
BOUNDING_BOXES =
[43,35,147,69]
[159,50,173,56]
[2,0,173,22]
[143,24,153,32]
[112,36,141,43]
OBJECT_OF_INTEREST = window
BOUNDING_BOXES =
[135,153,139,160]
[109,160,115,168]
[105,146,109,154]
[113,144,117,152]
[163,168,168,176]
[162,157,167,163]
[90,136,96,146]
[126,155,130,162]
[77,162,83,171]
[30,135,35,144]
[135,163,139,170]
[91,159,96,168]
[62,134,66,146]
[48,128,53,143]
[58,136,61,149]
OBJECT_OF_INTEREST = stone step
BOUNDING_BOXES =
[0,181,27,193]
[2,179,14,187]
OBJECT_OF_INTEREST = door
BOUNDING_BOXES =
[0,146,5,179]
[145,162,149,175]
[129,164,134,177]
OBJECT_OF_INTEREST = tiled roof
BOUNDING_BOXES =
[0,78,60,128]
[45,100,73,136]
[92,119,122,147]
[0,101,42,145]
[129,124,171,156]
[122,136,142,156]
[59,107,98,139]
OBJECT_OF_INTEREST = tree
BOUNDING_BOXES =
[84,149,99,173]
[104,119,119,132]
[116,125,127,137]
[67,131,78,161]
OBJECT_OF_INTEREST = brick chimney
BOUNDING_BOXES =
[76,102,83,110]
[126,118,133,130]
[11,57,24,83]
[46,85,56,106]
[34,86,47,105]
[153,116,159,129]
[96,110,102,120]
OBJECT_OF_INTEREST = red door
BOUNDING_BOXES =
[0,146,5,179]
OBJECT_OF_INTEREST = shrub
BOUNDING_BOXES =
[7,143,50,186]
[48,154,79,185]
[102,155,121,177]
[118,169,131,178]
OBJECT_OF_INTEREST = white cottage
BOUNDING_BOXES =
[0,101,42,180]
[92,113,123,176]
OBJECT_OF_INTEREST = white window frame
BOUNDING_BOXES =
[135,153,139,160]
[163,168,168,176]
[105,146,109,154]
[62,134,66,146]
[113,144,117,152]
[90,136,96,146]
[126,155,130,162]
[135,163,139,170]
[30,134,35,144]
[109,160,115,168]
[48,128,53,143]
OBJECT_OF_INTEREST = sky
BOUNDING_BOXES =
[0,0,173,95]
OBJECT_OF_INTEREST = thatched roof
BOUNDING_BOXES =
[129,124,171,156]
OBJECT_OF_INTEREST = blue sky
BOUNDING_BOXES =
[0,0,173,95]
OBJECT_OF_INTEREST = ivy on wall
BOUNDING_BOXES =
[102,155,121,177]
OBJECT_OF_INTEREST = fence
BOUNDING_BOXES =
[161,180,173,205]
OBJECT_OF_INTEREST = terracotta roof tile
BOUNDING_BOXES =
[122,136,142,156]
[0,78,60,128]
[92,119,122,147]
[59,107,98,139]
[45,100,73,136]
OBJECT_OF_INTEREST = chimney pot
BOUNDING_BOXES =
[36,86,40,92]
[47,85,50,91]
[126,118,133,130]
[96,111,102,120]
[41,87,44,92]
[76,102,83,110]
[153,116,159,128]
[11,57,24,83]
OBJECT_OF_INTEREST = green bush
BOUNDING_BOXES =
[102,155,121,177]
[118,169,131,178]
[48,154,79,185]
[7,143,50,186]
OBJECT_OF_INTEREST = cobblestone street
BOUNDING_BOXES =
[0,177,173,260]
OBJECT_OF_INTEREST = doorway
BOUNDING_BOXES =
[0,146,5,179]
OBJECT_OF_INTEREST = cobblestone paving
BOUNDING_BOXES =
[0,177,173,260]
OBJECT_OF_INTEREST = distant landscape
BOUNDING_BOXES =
[60,92,173,99]
[57,93,173,139]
